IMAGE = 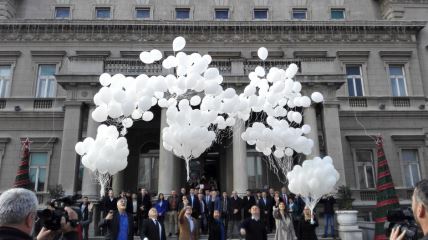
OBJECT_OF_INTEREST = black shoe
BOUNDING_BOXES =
[168,233,172,237]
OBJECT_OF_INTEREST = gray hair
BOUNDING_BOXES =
[414,179,428,208]
[0,188,38,225]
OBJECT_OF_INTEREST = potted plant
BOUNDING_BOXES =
[335,185,358,228]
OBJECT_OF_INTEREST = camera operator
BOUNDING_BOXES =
[36,206,80,240]
[0,188,38,240]
[391,179,428,240]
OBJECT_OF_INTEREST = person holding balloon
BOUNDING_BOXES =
[296,206,319,240]
[273,201,295,240]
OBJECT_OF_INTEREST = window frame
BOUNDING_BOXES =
[0,64,14,98]
[353,149,376,190]
[54,6,71,19]
[138,149,159,193]
[214,8,230,20]
[175,7,191,20]
[292,8,308,20]
[135,7,151,20]
[388,64,408,97]
[346,64,365,97]
[35,64,57,98]
[253,8,269,20]
[330,8,346,20]
[29,151,52,193]
[399,148,422,188]
[95,6,112,20]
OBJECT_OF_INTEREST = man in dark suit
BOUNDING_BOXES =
[198,192,208,234]
[140,208,166,240]
[208,210,225,240]
[101,189,117,217]
[138,188,152,220]
[188,188,200,219]
[80,196,93,240]
[242,190,256,219]
[240,205,267,240]
[258,191,273,233]
[229,191,242,238]
[98,197,134,240]
[220,192,231,237]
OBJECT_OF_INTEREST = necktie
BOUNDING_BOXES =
[155,220,161,239]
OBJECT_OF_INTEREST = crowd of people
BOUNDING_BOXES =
[95,186,337,240]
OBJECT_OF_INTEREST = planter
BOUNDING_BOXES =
[336,210,358,228]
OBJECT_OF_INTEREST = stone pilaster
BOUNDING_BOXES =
[303,106,320,159]
[233,121,248,195]
[158,108,179,194]
[58,101,83,195]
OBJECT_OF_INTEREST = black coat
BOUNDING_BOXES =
[258,198,273,217]
[242,196,256,218]
[188,194,200,218]
[98,211,134,240]
[208,219,225,240]
[230,196,243,221]
[101,196,117,214]
[220,197,231,216]
[239,218,267,240]
[138,194,152,219]
[140,219,167,240]
[297,216,319,240]
[0,227,32,240]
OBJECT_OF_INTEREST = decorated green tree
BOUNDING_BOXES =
[13,138,32,189]
[374,136,400,240]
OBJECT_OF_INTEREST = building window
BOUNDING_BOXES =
[55,7,70,19]
[401,149,421,187]
[29,152,48,192]
[254,8,268,20]
[36,64,56,98]
[355,149,375,189]
[215,9,229,20]
[346,65,364,96]
[136,7,150,19]
[331,8,345,20]
[138,150,159,193]
[247,153,264,189]
[176,8,190,19]
[0,65,12,98]
[292,8,307,20]
[96,7,111,19]
[389,65,407,96]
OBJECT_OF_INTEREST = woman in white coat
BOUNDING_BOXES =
[273,201,296,240]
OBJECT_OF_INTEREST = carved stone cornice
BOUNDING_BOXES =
[0,20,425,44]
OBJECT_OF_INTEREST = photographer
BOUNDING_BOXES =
[0,188,38,240]
[390,179,428,240]
[36,206,80,240]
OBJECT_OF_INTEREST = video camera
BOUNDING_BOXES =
[37,194,81,231]
[385,208,419,240]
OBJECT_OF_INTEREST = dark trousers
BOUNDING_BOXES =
[221,212,229,236]
[82,225,89,240]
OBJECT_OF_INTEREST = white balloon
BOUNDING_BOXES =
[302,124,311,134]
[131,109,142,119]
[284,148,293,157]
[190,95,202,106]
[173,36,186,51]
[99,73,111,86]
[257,47,268,60]
[311,92,324,103]
[122,118,133,128]
[75,142,85,155]
[255,66,265,77]
[92,105,108,122]
[150,49,163,61]
[142,111,154,121]
[108,101,123,118]
[139,51,154,64]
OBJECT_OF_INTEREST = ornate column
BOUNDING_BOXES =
[82,104,100,199]
[233,120,248,195]
[303,105,320,159]
[158,108,178,195]
[58,101,83,195]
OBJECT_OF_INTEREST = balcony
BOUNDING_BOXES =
[351,188,413,206]
[244,60,301,75]
[338,96,426,111]
[104,59,163,76]
[0,98,65,112]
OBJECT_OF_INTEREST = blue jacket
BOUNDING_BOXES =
[155,200,169,216]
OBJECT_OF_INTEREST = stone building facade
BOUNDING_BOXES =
[0,0,427,220]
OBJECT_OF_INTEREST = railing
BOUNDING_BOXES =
[349,97,368,108]
[0,99,5,109]
[244,60,301,75]
[211,60,232,75]
[352,188,413,205]
[359,190,376,201]
[104,59,163,75]
[34,99,53,109]
[392,97,410,107]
